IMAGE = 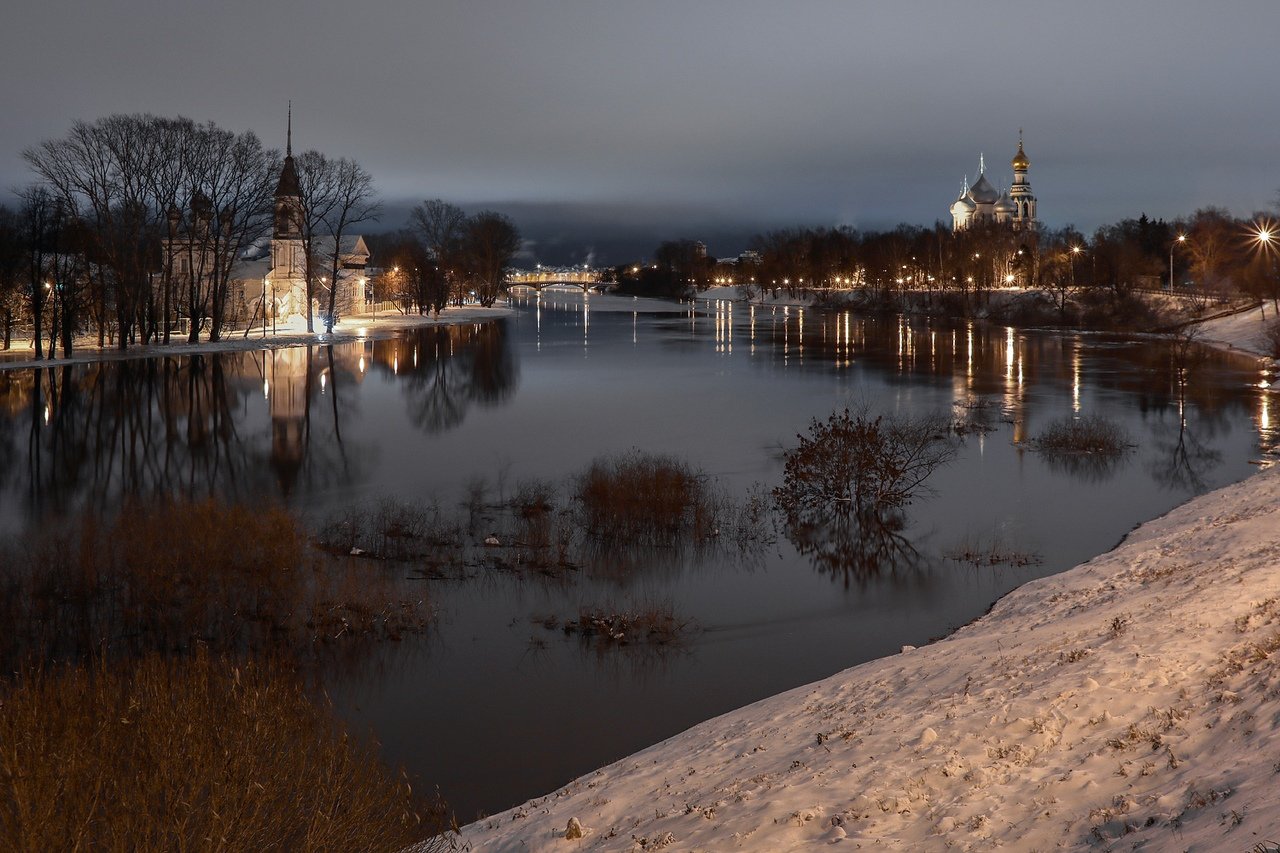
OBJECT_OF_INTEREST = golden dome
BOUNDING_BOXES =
[1011,138,1030,171]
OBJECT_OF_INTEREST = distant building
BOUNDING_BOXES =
[950,132,1037,232]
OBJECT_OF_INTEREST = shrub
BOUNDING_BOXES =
[511,478,557,519]
[774,408,955,512]
[574,451,719,544]
[0,652,450,852]
[1031,414,1131,456]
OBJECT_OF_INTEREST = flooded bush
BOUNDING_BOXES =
[950,394,1002,436]
[944,534,1043,568]
[773,409,953,585]
[574,451,720,545]
[1031,414,1131,457]
[319,497,465,563]
[545,601,694,648]
[775,408,956,512]
[0,652,451,852]
[511,477,556,516]
[0,498,429,669]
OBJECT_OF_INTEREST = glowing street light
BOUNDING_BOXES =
[1169,233,1187,291]
[1254,224,1278,316]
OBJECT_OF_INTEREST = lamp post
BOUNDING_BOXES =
[1169,233,1186,292]
[1070,245,1082,290]
[1255,226,1275,319]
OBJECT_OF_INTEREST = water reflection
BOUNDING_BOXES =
[781,505,931,590]
[0,322,516,527]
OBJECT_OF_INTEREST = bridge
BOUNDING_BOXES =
[507,267,604,293]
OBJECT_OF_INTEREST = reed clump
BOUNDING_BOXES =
[1031,414,1131,457]
[0,651,450,852]
[546,601,693,648]
[574,451,720,545]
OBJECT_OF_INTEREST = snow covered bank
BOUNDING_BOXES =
[1197,304,1274,361]
[0,306,512,371]
[462,465,1280,851]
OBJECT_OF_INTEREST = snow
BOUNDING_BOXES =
[0,305,513,371]
[1196,303,1276,361]
[461,465,1280,851]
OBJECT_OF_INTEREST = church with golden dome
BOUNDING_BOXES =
[949,133,1037,232]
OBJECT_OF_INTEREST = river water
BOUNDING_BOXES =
[0,292,1275,820]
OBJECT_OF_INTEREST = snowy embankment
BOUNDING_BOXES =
[1197,304,1274,361]
[0,305,512,371]
[462,466,1280,851]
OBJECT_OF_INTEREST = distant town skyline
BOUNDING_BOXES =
[2,1,1277,264]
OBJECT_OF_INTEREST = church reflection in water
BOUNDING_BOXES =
[0,321,516,527]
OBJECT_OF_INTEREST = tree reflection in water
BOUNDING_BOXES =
[370,321,517,435]
[780,503,928,589]
[0,321,516,529]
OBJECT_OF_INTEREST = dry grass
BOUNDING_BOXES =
[1031,414,1131,457]
[0,497,429,669]
[574,451,721,545]
[318,497,465,564]
[944,534,1043,568]
[0,651,451,853]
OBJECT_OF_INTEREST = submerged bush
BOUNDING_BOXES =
[574,451,720,544]
[545,601,694,648]
[1031,414,1131,456]
[0,652,450,852]
[774,408,956,512]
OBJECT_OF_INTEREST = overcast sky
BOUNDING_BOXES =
[2,0,1277,263]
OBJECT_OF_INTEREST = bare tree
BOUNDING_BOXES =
[410,199,466,276]
[292,152,378,333]
[317,159,378,333]
[0,206,24,350]
[16,186,63,359]
[460,211,520,307]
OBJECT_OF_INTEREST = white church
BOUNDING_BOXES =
[949,133,1037,232]
[262,120,369,322]
[161,113,370,331]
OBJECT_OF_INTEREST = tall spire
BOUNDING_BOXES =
[978,152,985,175]
[286,101,292,157]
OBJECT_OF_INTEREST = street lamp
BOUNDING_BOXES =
[1070,245,1082,290]
[1169,234,1186,291]
[1254,225,1276,317]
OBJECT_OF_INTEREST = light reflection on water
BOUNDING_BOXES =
[0,292,1275,819]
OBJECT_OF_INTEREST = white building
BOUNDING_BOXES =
[950,134,1037,232]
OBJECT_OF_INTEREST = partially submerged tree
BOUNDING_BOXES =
[775,408,956,513]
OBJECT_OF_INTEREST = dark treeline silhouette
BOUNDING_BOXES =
[612,207,1280,329]
[364,201,521,314]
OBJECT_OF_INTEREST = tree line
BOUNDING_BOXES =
[615,206,1280,323]
[364,200,520,316]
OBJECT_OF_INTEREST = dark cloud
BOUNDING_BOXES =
[3,1,1277,264]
